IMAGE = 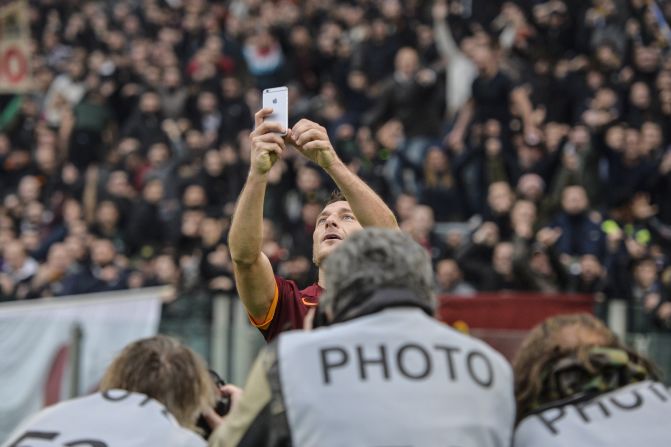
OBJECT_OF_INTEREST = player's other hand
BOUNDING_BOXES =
[290,119,339,169]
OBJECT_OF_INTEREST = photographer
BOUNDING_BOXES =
[513,314,668,446]
[210,229,514,447]
[2,336,217,447]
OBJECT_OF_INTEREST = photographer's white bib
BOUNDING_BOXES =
[514,380,671,447]
[2,390,205,447]
[278,308,515,447]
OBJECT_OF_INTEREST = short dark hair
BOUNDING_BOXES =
[325,189,347,206]
[634,256,656,268]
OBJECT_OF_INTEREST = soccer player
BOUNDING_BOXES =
[228,109,397,341]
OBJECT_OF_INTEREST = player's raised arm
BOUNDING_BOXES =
[290,119,398,229]
[228,108,286,322]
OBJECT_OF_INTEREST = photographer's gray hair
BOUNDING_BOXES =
[321,228,434,318]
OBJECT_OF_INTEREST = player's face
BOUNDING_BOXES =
[312,201,363,266]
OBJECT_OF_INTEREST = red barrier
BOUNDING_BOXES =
[437,293,595,360]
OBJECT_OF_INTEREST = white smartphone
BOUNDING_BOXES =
[262,86,288,136]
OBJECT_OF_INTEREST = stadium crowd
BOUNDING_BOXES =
[1,0,671,333]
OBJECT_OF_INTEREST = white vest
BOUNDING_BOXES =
[278,308,515,447]
[514,380,671,447]
[2,390,205,447]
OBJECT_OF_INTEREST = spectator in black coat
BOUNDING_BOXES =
[90,200,126,254]
[0,240,39,300]
[120,91,168,155]
[100,169,136,226]
[603,127,656,207]
[482,181,516,241]
[548,185,605,262]
[199,149,234,212]
[198,216,235,294]
[628,256,669,332]
[364,47,444,196]
[60,238,132,296]
[419,146,465,222]
[648,149,671,225]
[340,126,391,203]
[356,16,402,87]
[434,258,476,296]
[405,205,451,266]
[567,254,608,294]
[459,236,528,292]
[157,67,188,120]
[447,38,540,150]
[219,76,253,144]
[25,243,72,299]
[288,201,320,261]
[126,178,166,257]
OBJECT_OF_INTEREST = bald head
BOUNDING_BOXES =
[4,240,27,270]
[395,47,419,78]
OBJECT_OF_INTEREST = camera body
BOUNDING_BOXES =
[196,370,231,439]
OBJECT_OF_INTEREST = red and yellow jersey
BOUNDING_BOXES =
[249,276,323,342]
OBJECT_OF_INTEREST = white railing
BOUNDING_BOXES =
[0,288,164,443]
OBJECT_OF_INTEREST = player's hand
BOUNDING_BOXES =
[250,108,287,176]
[290,119,339,169]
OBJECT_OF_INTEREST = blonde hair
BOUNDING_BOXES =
[99,335,216,428]
[423,149,454,189]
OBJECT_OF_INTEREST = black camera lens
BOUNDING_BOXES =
[195,370,231,439]
[209,369,225,388]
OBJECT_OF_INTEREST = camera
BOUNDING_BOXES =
[196,369,231,439]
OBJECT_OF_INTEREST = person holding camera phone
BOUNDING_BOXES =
[228,99,398,342]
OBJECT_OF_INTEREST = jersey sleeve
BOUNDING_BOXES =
[248,276,308,342]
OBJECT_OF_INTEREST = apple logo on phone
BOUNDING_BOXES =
[263,86,288,136]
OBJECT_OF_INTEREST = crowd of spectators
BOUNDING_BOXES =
[1,0,671,332]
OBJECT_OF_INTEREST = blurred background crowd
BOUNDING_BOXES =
[1,0,671,338]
